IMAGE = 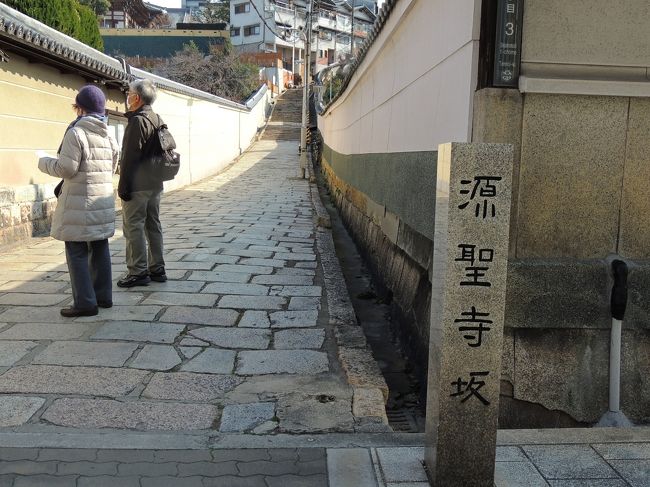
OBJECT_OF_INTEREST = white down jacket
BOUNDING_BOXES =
[38,116,119,242]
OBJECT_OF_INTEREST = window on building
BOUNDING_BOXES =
[234,2,250,14]
[244,24,260,36]
[337,34,351,45]
[231,27,241,36]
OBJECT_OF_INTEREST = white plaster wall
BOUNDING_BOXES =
[318,0,481,155]
[0,49,270,193]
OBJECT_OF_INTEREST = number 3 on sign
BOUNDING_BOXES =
[505,22,514,35]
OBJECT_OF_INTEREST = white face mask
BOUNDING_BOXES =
[127,92,140,110]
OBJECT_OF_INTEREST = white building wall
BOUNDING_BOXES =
[230,0,276,49]
[318,0,481,155]
[0,55,270,192]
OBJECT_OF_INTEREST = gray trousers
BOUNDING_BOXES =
[65,239,112,309]
[122,189,165,276]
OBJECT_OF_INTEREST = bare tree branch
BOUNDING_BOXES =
[153,41,261,103]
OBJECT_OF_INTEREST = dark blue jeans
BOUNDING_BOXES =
[65,239,112,309]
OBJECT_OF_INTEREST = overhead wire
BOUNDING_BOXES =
[249,0,286,39]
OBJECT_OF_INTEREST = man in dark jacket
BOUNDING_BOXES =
[117,79,167,287]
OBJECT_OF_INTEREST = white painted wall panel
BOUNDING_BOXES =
[0,51,270,192]
[319,0,480,155]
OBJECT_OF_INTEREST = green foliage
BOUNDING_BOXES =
[76,4,104,51]
[77,0,110,16]
[194,0,230,23]
[323,73,344,105]
[4,0,104,51]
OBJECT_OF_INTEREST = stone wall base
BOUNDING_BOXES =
[0,185,57,248]
[320,150,650,426]
[320,158,432,379]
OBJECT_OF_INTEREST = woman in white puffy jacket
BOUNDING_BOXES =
[38,85,119,317]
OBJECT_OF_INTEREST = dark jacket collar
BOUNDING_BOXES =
[125,104,153,119]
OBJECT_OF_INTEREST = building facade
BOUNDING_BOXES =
[100,0,168,28]
[229,0,376,74]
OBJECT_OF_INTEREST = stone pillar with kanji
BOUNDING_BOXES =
[425,143,514,486]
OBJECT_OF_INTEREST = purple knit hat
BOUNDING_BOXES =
[75,85,106,115]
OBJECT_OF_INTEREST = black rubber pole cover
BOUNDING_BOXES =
[611,259,628,321]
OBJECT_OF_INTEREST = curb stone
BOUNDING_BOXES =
[309,171,389,429]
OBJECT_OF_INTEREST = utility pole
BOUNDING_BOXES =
[299,0,313,179]
[292,5,296,78]
[350,0,355,56]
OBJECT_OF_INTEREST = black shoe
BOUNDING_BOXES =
[117,274,151,288]
[149,271,167,282]
[60,306,98,318]
[97,301,113,308]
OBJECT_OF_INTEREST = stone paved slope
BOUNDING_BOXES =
[262,89,303,141]
[0,139,386,435]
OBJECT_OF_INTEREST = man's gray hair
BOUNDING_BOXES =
[129,79,157,105]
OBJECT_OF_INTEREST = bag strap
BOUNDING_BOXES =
[136,112,162,158]
[57,116,82,155]
[138,111,162,131]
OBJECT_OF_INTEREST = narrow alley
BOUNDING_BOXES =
[0,89,385,436]
[0,90,646,486]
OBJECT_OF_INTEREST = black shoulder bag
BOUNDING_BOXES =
[141,112,181,182]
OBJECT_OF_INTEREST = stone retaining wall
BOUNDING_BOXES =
[319,156,432,383]
[319,144,650,426]
[0,184,57,247]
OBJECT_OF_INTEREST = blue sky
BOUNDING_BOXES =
[151,0,182,8]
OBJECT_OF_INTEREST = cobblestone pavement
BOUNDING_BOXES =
[1,126,648,486]
[0,139,381,435]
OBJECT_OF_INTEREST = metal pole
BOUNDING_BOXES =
[299,0,313,178]
[315,16,320,73]
[350,0,355,56]
[609,318,622,412]
[292,5,296,79]
[596,259,633,427]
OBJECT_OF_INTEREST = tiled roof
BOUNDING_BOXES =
[0,3,262,110]
[0,4,127,84]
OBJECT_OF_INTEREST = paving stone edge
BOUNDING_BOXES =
[0,430,426,450]
[309,177,389,428]
[1,427,646,450]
